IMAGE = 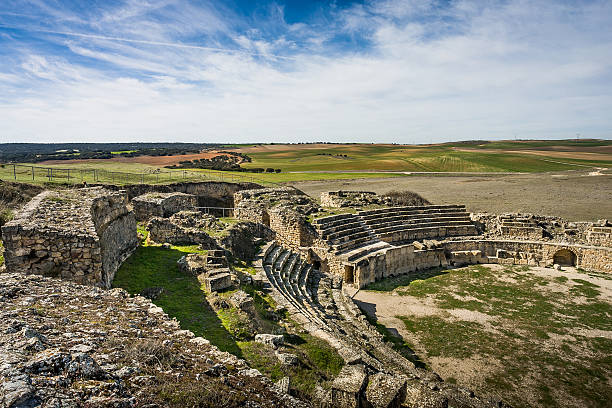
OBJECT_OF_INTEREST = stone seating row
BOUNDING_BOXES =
[363,213,470,228]
[361,208,470,224]
[259,242,414,373]
[368,218,473,234]
[358,204,466,217]
[378,225,477,243]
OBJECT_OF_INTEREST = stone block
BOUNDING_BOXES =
[204,273,232,293]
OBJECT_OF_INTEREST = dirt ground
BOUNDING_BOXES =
[290,170,612,221]
[353,265,612,408]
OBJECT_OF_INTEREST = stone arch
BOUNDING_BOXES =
[553,248,577,266]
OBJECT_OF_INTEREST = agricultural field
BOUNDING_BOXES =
[354,264,612,408]
[229,140,612,173]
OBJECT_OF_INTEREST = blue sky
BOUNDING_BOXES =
[0,0,611,143]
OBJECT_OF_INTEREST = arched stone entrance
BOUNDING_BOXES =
[553,249,577,266]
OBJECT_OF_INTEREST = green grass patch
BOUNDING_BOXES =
[113,244,241,356]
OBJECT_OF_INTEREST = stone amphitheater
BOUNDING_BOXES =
[1,182,611,407]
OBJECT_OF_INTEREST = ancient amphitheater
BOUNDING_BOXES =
[1,182,610,407]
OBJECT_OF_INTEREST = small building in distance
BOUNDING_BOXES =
[1,187,138,288]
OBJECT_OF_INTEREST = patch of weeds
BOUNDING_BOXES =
[295,333,344,379]
[364,268,448,293]
[570,278,601,298]
[217,307,254,340]
[554,276,568,284]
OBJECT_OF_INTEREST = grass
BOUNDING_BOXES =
[387,265,612,408]
[113,238,344,399]
[112,243,242,356]
[233,142,612,173]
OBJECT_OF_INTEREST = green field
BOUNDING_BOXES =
[234,141,612,173]
[2,140,610,187]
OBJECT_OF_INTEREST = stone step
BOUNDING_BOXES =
[373,220,474,235]
[358,204,465,217]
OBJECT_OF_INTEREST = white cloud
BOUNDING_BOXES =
[0,0,611,143]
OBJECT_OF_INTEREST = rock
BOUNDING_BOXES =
[69,344,93,354]
[1,376,35,408]
[275,377,291,395]
[114,366,140,379]
[238,368,262,378]
[331,364,368,408]
[66,353,105,379]
[554,264,563,270]
[254,334,284,348]
[189,337,210,347]
[162,243,172,249]
[275,352,298,366]
[24,349,71,375]
[365,372,407,408]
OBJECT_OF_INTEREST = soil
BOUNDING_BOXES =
[290,170,612,221]
[353,265,612,408]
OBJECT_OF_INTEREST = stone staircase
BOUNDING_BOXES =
[498,215,544,239]
[256,242,419,374]
[358,205,477,243]
[312,213,389,258]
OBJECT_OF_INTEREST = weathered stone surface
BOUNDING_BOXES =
[365,372,407,408]
[275,352,298,366]
[204,273,232,293]
[254,334,284,348]
[331,364,368,408]
[132,192,196,221]
[1,187,137,288]
[0,273,308,408]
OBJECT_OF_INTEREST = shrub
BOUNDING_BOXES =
[383,190,431,206]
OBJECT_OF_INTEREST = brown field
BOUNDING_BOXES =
[290,169,612,221]
[452,147,612,161]
[38,151,231,167]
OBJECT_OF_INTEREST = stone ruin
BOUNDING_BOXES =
[1,187,137,288]
[132,191,197,221]
[2,183,610,408]
[320,191,391,208]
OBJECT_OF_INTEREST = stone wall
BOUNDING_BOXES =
[220,222,275,260]
[443,239,612,272]
[132,192,197,221]
[586,225,612,247]
[269,207,316,249]
[1,187,137,288]
[320,191,382,208]
[102,181,261,206]
[146,217,217,248]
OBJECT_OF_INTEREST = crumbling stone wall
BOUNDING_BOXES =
[586,224,612,247]
[132,192,197,221]
[269,207,316,249]
[220,222,274,260]
[320,191,385,208]
[146,217,217,247]
[1,187,137,288]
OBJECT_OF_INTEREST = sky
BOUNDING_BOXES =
[0,0,611,144]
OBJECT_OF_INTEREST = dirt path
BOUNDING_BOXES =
[290,170,612,221]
